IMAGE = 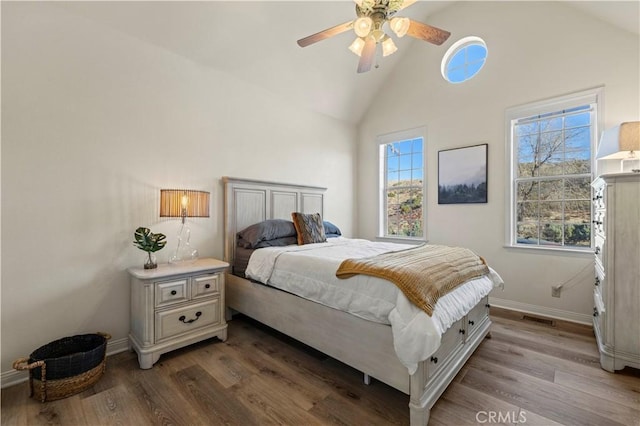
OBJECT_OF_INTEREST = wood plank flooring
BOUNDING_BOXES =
[2,308,639,425]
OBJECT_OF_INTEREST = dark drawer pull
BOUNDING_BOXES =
[170,290,177,296]
[595,247,601,254]
[594,277,600,286]
[459,329,465,335]
[593,308,599,317]
[485,303,491,308]
[179,311,202,324]
[205,284,211,289]
[430,356,438,364]
[469,320,475,326]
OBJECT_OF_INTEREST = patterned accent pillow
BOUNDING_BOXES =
[291,212,327,245]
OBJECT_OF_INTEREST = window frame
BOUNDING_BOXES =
[504,87,603,252]
[441,36,488,84]
[377,126,427,242]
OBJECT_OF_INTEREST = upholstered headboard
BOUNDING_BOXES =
[222,177,327,266]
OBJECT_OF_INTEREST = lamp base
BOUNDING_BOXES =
[168,223,199,265]
[169,252,199,265]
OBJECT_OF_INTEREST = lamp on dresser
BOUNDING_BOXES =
[160,189,210,264]
[596,121,640,173]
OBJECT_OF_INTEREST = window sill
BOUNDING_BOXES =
[376,236,427,245]
[504,244,593,256]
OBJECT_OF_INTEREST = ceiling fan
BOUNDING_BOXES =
[297,0,451,73]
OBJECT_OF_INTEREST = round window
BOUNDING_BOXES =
[441,36,487,83]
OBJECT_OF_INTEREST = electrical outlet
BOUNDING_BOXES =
[551,286,562,298]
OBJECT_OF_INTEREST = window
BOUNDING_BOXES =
[506,88,602,251]
[441,36,487,84]
[378,128,426,240]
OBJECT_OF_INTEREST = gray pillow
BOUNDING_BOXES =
[237,219,297,249]
[254,236,298,248]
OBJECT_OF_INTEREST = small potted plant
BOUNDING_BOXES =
[133,227,167,269]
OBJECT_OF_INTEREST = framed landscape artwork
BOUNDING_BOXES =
[438,143,488,204]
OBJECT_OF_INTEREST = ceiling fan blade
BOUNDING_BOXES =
[357,37,376,73]
[297,21,354,47]
[406,19,451,45]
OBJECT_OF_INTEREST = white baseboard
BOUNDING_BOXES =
[489,297,592,325]
[1,337,130,389]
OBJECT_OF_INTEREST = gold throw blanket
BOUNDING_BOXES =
[336,244,489,316]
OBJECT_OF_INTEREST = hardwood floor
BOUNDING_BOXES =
[2,308,639,425]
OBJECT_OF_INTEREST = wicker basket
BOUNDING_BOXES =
[13,332,111,402]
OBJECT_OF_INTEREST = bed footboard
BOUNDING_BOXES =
[227,273,491,426]
[226,274,410,392]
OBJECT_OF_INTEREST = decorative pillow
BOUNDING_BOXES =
[291,212,327,245]
[236,219,297,249]
[323,221,342,238]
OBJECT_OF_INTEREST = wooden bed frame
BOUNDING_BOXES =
[222,176,491,425]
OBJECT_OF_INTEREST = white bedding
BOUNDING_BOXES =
[245,237,504,374]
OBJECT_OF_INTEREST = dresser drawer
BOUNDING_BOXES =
[466,296,489,338]
[427,319,464,380]
[155,279,189,307]
[593,210,606,237]
[594,235,605,267]
[593,289,605,342]
[592,185,606,210]
[191,273,220,299]
[155,298,221,342]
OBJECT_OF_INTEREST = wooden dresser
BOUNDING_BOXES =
[591,173,640,372]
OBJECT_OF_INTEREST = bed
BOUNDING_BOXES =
[222,176,502,425]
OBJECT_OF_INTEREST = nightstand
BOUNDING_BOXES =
[128,258,229,369]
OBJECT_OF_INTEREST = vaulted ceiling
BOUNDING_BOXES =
[56,1,639,124]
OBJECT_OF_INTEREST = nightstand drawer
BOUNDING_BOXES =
[192,273,220,299]
[155,279,189,307]
[155,298,221,342]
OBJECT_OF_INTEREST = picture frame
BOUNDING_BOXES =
[438,143,488,204]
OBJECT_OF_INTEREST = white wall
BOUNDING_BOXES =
[1,2,356,376]
[357,2,639,321]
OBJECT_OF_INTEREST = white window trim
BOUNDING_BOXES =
[441,36,487,84]
[504,87,604,253]
[377,126,427,242]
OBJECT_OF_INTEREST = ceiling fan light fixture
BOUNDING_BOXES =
[382,36,398,57]
[349,37,366,56]
[297,0,450,74]
[389,17,410,38]
[354,16,373,37]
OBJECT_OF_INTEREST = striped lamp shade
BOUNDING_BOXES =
[160,189,210,219]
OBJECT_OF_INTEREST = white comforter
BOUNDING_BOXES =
[245,237,503,374]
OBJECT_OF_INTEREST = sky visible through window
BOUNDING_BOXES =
[386,138,423,184]
[445,41,487,83]
[517,106,592,170]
